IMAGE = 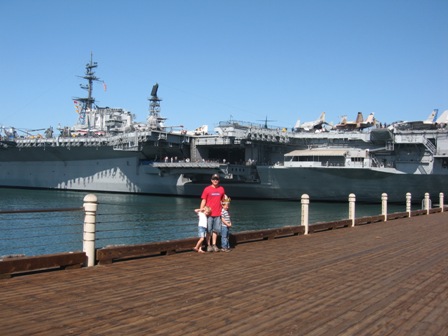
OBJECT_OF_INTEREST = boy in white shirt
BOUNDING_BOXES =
[194,206,211,253]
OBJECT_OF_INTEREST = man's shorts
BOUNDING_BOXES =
[207,216,222,234]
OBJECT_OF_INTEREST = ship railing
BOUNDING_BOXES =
[289,131,370,141]
[15,136,111,148]
[113,144,140,151]
[13,130,159,149]
[193,137,234,145]
[217,119,290,131]
[246,128,291,143]
[152,162,226,169]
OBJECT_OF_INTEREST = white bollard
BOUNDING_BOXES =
[424,193,430,214]
[83,194,98,267]
[406,192,412,217]
[382,193,388,222]
[440,192,444,212]
[349,193,356,227]
[301,194,309,235]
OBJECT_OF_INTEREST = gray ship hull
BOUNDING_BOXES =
[0,157,176,194]
[252,165,448,203]
[173,168,447,204]
[1,155,447,204]
[2,132,448,204]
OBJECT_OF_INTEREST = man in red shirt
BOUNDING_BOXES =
[200,174,225,252]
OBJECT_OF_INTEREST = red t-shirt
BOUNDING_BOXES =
[201,185,225,217]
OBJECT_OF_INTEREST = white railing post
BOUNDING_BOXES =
[382,193,388,222]
[406,192,412,217]
[83,194,98,267]
[424,193,430,214]
[349,193,356,227]
[439,192,444,212]
[301,194,309,235]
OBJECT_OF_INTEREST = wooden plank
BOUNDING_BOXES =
[355,215,384,225]
[0,252,86,278]
[411,209,429,216]
[309,219,352,232]
[96,237,197,264]
[233,226,304,244]
[387,211,409,220]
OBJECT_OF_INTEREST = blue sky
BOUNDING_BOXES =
[1,0,447,134]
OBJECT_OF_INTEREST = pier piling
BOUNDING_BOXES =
[406,192,412,217]
[424,193,431,214]
[83,194,98,267]
[382,193,388,221]
[349,193,356,227]
[301,194,309,235]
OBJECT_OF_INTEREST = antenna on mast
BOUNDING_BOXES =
[74,53,102,125]
[147,83,166,130]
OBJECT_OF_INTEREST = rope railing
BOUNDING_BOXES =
[0,207,84,257]
[0,207,82,214]
[0,192,445,276]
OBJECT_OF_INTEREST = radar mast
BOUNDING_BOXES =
[74,53,102,125]
[147,83,166,130]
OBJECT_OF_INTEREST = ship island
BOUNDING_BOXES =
[1,57,447,203]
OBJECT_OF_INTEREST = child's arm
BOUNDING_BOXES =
[221,217,232,227]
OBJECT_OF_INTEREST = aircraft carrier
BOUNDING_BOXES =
[1,57,447,203]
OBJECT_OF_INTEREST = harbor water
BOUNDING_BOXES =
[0,188,409,257]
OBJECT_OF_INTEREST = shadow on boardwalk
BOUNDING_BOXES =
[1,212,448,335]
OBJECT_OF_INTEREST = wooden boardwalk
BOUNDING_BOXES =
[1,212,448,335]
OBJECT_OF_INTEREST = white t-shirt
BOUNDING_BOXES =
[197,212,207,228]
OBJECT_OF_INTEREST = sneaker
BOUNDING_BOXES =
[212,245,220,252]
[220,248,231,252]
[207,245,213,252]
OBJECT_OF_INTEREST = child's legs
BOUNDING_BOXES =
[221,225,229,249]
[195,227,207,250]
[194,237,204,250]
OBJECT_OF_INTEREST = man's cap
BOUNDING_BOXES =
[211,174,220,179]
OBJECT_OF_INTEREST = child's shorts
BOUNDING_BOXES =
[198,226,207,238]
